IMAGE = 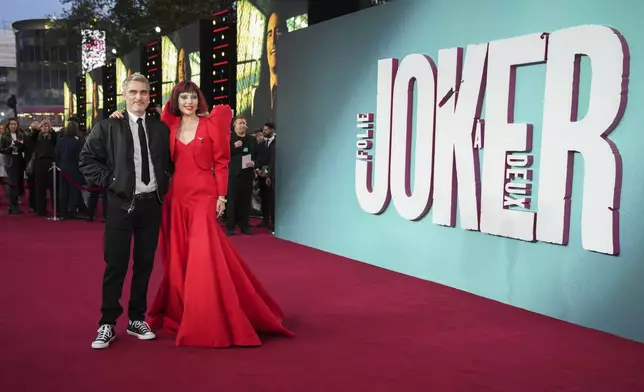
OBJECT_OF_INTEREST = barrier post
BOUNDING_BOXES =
[47,162,62,221]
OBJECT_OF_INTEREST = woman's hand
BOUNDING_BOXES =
[216,197,226,217]
[110,110,125,119]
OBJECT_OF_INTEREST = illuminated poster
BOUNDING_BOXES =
[189,52,201,86]
[81,30,106,72]
[286,14,308,32]
[115,50,141,110]
[63,82,71,121]
[161,21,201,105]
[89,67,103,123]
[161,36,178,104]
[236,0,308,130]
[85,73,94,130]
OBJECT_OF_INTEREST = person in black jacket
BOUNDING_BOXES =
[79,73,171,349]
[56,121,84,218]
[257,122,276,230]
[266,133,275,232]
[23,121,40,212]
[0,118,26,214]
[226,115,259,235]
[32,120,58,216]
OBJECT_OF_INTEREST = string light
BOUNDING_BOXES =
[103,57,117,116]
[76,74,87,132]
[212,8,233,106]
[144,39,162,111]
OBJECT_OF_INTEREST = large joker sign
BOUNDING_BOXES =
[355,25,629,255]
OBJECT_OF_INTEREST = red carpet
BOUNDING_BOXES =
[1,210,644,391]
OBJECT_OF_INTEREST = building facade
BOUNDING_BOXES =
[12,19,80,126]
[0,29,17,123]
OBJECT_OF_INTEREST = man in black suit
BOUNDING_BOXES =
[79,73,171,349]
[226,115,258,235]
[257,122,276,230]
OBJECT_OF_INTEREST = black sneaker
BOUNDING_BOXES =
[126,320,156,340]
[91,324,116,349]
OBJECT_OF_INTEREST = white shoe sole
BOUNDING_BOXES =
[127,330,156,340]
[91,336,115,349]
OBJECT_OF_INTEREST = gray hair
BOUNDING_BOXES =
[122,72,150,94]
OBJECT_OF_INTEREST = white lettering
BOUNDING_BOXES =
[504,194,530,208]
[537,25,627,255]
[473,119,484,149]
[390,54,437,221]
[506,168,531,181]
[479,32,545,241]
[356,140,373,149]
[433,44,488,230]
[354,25,629,255]
[355,59,397,214]
[504,181,530,196]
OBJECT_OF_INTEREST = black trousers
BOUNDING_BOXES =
[100,194,162,326]
[27,175,36,211]
[87,190,108,220]
[226,169,254,231]
[6,162,23,210]
[259,179,274,226]
[34,159,58,216]
[58,176,81,217]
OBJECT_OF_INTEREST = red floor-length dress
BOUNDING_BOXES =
[147,105,294,348]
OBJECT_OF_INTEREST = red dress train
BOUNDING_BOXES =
[147,105,294,348]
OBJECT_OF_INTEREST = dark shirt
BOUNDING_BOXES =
[229,132,258,178]
[34,134,56,160]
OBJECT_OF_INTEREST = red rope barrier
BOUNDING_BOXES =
[57,169,104,192]
[0,167,103,192]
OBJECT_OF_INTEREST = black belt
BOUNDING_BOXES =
[134,191,157,200]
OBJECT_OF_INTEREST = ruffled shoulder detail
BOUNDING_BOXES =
[207,104,233,133]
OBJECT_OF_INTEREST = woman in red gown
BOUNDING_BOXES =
[146,81,293,348]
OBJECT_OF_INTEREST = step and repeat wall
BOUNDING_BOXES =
[276,0,644,342]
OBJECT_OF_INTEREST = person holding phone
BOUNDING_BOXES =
[0,118,25,214]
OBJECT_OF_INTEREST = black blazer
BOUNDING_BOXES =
[23,129,39,162]
[228,132,258,178]
[79,112,171,205]
[267,139,276,187]
[0,131,26,168]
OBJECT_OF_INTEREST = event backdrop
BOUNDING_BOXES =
[236,0,308,131]
[63,81,75,122]
[277,0,644,342]
[116,50,141,111]
[161,21,202,105]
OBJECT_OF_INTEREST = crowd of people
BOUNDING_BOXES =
[0,106,277,234]
[0,117,106,220]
